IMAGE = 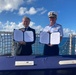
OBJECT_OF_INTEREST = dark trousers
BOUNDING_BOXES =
[44,44,59,56]
[16,45,32,56]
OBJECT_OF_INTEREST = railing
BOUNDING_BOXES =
[0,32,13,55]
[59,39,70,55]
[69,34,76,55]
[0,31,76,55]
[59,34,76,55]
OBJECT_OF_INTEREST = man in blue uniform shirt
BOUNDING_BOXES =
[14,16,36,56]
[43,11,63,56]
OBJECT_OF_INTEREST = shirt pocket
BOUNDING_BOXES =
[52,28,58,32]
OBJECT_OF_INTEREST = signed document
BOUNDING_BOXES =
[40,32,49,44]
[24,31,34,42]
[50,32,60,44]
[40,32,60,45]
[14,29,34,42]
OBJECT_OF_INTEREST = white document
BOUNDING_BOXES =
[24,31,34,42]
[40,32,49,44]
[14,29,34,42]
[15,61,34,66]
[50,32,60,44]
[14,29,23,41]
[59,60,76,65]
[40,32,60,45]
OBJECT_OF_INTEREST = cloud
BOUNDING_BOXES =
[0,21,43,33]
[0,21,76,37]
[0,22,4,30]
[26,0,36,4]
[41,10,47,14]
[0,0,46,15]
[32,25,43,33]
[19,7,37,15]
[0,0,24,13]
[18,7,46,15]
[27,7,37,15]
[18,7,27,15]
[63,28,76,37]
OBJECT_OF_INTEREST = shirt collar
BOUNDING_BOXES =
[49,23,57,27]
[25,26,29,29]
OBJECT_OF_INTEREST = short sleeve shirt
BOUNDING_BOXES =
[43,23,63,37]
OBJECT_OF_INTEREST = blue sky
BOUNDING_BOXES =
[0,0,76,37]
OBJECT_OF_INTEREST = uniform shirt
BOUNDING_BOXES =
[43,23,63,37]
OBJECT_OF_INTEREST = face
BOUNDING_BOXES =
[22,18,30,27]
[49,17,57,24]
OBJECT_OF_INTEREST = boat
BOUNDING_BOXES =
[0,31,76,56]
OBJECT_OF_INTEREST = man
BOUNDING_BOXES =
[14,16,36,56]
[43,11,63,56]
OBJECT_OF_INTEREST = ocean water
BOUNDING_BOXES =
[59,37,68,46]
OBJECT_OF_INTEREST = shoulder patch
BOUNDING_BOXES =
[57,24,62,26]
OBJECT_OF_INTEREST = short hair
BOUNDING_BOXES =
[23,16,31,21]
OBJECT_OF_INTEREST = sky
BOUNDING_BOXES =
[0,0,76,37]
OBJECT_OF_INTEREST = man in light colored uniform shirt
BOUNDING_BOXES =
[43,23,63,36]
[43,11,63,56]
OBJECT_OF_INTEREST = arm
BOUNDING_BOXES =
[60,36,63,42]
[59,25,63,42]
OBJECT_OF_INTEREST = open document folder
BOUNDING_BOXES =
[40,32,60,45]
[13,29,34,42]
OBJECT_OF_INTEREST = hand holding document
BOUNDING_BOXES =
[19,41,26,45]
[40,32,60,45]
[14,29,34,42]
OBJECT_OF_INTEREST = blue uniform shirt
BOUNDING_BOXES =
[43,23,63,37]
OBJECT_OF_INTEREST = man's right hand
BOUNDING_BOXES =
[48,44,53,46]
[19,41,26,45]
